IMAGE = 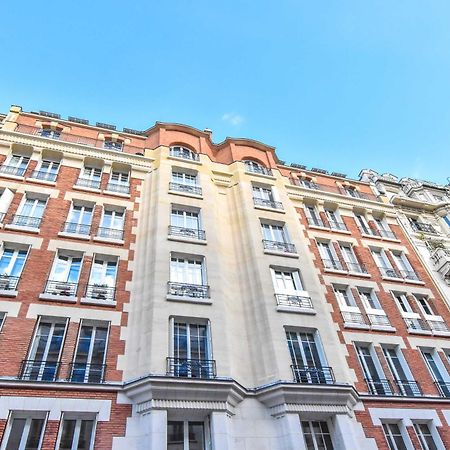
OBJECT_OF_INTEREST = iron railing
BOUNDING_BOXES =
[30,170,58,182]
[170,148,200,161]
[379,267,401,278]
[275,294,313,309]
[43,280,78,297]
[435,381,450,398]
[85,284,115,301]
[411,222,438,234]
[0,275,20,291]
[367,314,391,327]
[346,262,368,274]
[404,317,430,332]
[394,379,422,397]
[377,229,397,239]
[169,182,202,196]
[245,164,273,176]
[168,226,206,240]
[291,365,335,384]
[76,177,101,190]
[68,362,107,383]
[364,378,394,396]
[322,259,345,271]
[167,282,210,298]
[328,221,348,231]
[399,270,421,281]
[10,215,41,228]
[342,311,368,326]
[263,240,296,253]
[62,222,91,235]
[106,182,130,194]
[357,226,378,236]
[427,320,450,332]
[0,165,27,177]
[253,197,284,210]
[19,359,61,382]
[307,217,326,227]
[97,227,124,240]
[166,357,216,378]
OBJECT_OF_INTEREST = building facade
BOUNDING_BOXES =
[0,105,448,449]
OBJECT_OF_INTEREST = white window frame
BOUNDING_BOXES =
[414,295,437,319]
[270,267,304,293]
[100,207,125,231]
[412,421,445,450]
[301,420,335,450]
[87,255,118,288]
[420,348,450,384]
[285,329,328,370]
[166,419,209,450]
[17,195,47,220]
[355,214,371,234]
[252,184,274,201]
[80,166,102,183]
[171,170,199,186]
[371,248,396,276]
[333,284,358,311]
[67,203,94,228]
[55,413,97,450]
[170,146,198,161]
[109,170,129,185]
[305,205,322,226]
[358,288,383,312]
[0,312,6,332]
[355,342,386,384]
[324,208,342,227]
[382,421,414,450]
[48,251,83,284]
[317,241,340,268]
[170,206,201,230]
[0,244,29,278]
[382,345,414,387]
[260,222,289,243]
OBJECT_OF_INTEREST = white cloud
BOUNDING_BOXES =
[221,112,244,126]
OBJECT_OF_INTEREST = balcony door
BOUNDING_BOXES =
[8,154,30,174]
[167,421,205,450]
[18,198,46,224]
[67,205,93,233]
[0,247,27,279]
[252,185,273,201]
[172,171,197,186]
[49,254,82,296]
[171,209,200,231]
[89,258,117,288]
[261,223,286,243]
[170,257,203,286]
[421,350,450,397]
[382,347,416,396]
[38,160,60,179]
[355,344,391,395]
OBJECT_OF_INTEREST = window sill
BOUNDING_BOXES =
[407,328,433,336]
[73,185,101,194]
[245,170,276,181]
[80,297,117,307]
[371,325,396,333]
[93,236,124,245]
[348,271,371,278]
[0,173,25,181]
[324,268,348,275]
[4,224,40,234]
[168,189,203,200]
[167,235,207,245]
[26,178,57,186]
[39,293,77,303]
[432,330,450,337]
[0,289,18,297]
[263,249,299,258]
[381,276,425,285]
[167,155,202,166]
[254,205,285,214]
[166,294,212,305]
[308,224,351,235]
[103,190,131,198]
[343,322,371,330]
[276,305,316,315]
[58,232,91,240]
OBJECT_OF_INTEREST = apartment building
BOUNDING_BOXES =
[0,105,448,449]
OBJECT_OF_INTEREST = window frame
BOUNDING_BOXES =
[55,413,97,450]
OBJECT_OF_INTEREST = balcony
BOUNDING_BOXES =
[367,314,392,328]
[342,311,368,326]
[404,317,430,332]
[97,227,124,240]
[68,362,106,383]
[377,229,397,239]
[411,222,438,234]
[435,381,450,398]
[307,217,326,227]
[394,379,422,397]
[263,240,296,254]
[346,262,368,274]
[62,222,91,236]
[43,280,78,297]
[398,269,421,281]
[275,293,313,309]
[328,221,348,231]
[169,182,202,196]
[106,182,130,195]
[19,359,60,382]
[322,258,345,271]
[291,365,335,384]
[379,267,420,282]
[427,319,450,333]
[168,226,206,241]
[245,165,273,176]
[84,284,115,302]
[167,281,210,299]
[0,275,20,291]
[431,248,450,280]
[166,357,216,379]
[365,378,394,396]
[30,170,58,182]
[358,226,397,240]
[253,197,283,210]
[0,164,27,177]
[75,177,101,190]
[9,215,41,229]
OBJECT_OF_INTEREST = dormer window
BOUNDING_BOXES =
[39,127,61,139]
[104,139,123,151]
[343,186,363,198]
[170,146,199,161]
[244,160,272,176]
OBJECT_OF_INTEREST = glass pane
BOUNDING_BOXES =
[167,421,184,450]
[25,418,45,450]
[59,419,76,450]
[77,420,94,450]
[188,422,204,450]
[5,418,26,450]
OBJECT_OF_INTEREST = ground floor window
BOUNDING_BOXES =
[382,422,408,450]
[56,416,96,450]
[2,412,47,450]
[167,420,205,450]
[301,420,334,450]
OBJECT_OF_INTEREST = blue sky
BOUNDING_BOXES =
[1,1,450,183]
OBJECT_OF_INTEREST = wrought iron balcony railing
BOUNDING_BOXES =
[398,270,421,281]
[76,177,101,190]
[167,282,210,298]
[169,182,202,196]
[62,222,91,235]
[275,293,313,309]
[411,222,438,234]
[367,314,391,327]
[379,267,402,278]
[30,170,58,182]
[245,165,273,176]
[307,217,326,227]
[0,275,20,291]
[341,311,368,326]
[322,259,345,271]
[377,229,397,239]
[168,226,206,240]
[253,197,284,210]
[328,221,348,231]
[170,148,200,161]
[364,378,394,396]
[291,365,335,384]
[357,226,378,236]
[68,362,106,383]
[0,164,27,177]
[106,182,130,194]
[10,215,41,228]
[43,280,78,297]
[394,379,422,397]
[404,317,430,332]
[346,262,368,274]
[427,319,450,333]
[166,357,216,379]
[435,381,450,398]
[263,240,296,253]
[85,284,115,301]
[19,359,61,382]
[97,227,124,240]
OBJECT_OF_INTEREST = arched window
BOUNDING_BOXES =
[170,146,199,161]
[243,160,272,176]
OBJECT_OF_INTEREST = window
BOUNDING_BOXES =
[77,166,102,190]
[299,178,318,189]
[170,146,198,161]
[252,184,282,209]
[286,330,332,383]
[305,205,323,226]
[169,207,204,239]
[167,421,205,450]
[1,412,46,450]
[391,251,417,280]
[301,421,334,450]
[355,214,372,235]
[339,244,364,272]
[382,346,419,396]
[393,292,413,314]
[272,269,303,292]
[86,256,118,301]
[170,256,204,285]
[71,321,108,383]
[244,159,271,176]
[0,246,28,290]
[14,196,46,228]
[1,154,30,177]
[64,204,93,235]
[317,241,342,270]
[333,285,356,308]
[57,416,96,450]
[444,215,450,228]
[413,423,440,450]
[358,288,382,310]
[0,188,14,222]
[170,320,213,378]
[98,208,125,240]
[415,295,435,316]
[420,349,450,397]
[21,317,68,381]
[325,209,346,230]
[107,171,130,194]
[373,218,394,238]
[382,423,409,450]
[32,160,60,182]
[371,249,397,278]
[39,128,61,139]
[343,186,362,198]
[0,312,6,331]
[103,139,123,151]
[46,252,82,296]
[261,223,288,243]
[170,171,201,195]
